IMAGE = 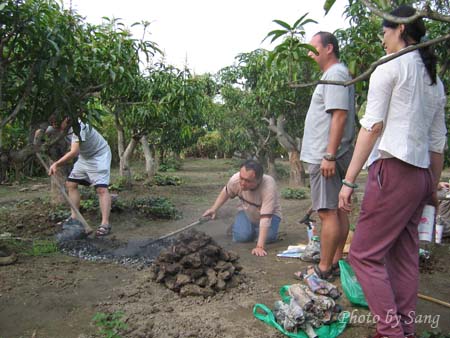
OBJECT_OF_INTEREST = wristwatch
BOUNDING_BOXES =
[323,153,336,161]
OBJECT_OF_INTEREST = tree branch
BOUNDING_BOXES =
[439,59,449,78]
[360,0,450,24]
[290,33,450,88]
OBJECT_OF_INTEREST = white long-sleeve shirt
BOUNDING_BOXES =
[361,50,447,168]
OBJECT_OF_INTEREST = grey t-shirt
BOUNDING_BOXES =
[71,122,109,159]
[300,63,355,164]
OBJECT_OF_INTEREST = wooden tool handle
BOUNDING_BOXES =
[156,217,210,241]
[418,293,450,308]
[36,153,93,234]
[140,217,211,248]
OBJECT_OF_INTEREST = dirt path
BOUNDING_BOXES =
[0,158,449,338]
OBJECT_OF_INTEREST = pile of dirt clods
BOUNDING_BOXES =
[149,230,243,297]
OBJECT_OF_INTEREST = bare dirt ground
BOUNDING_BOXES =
[0,158,449,338]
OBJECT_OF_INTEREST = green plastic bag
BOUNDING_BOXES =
[339,260,368,307]
[253,285,350,338]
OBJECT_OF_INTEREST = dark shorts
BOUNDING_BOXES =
[308,150,352,211]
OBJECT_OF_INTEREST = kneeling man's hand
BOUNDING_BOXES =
[251,246,267,257]
[202,208,216,219]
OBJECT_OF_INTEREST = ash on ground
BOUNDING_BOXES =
[59,236,175,267]
[149,230,243,297]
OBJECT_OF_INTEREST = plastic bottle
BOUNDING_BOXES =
[306,220,316,242]
[303,235,320,259]
[435,215,444,244]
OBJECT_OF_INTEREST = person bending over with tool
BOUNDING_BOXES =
[203,160,282,257]
[48,117,112,238]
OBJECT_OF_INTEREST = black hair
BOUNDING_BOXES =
[314,31,340,59]
[240,160,263,180]
[383,5,437,85]
[48,114,60,125]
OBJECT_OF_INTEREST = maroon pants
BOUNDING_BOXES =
[349,158,433,338]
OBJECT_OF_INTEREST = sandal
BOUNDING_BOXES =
[300,252,320,263]
[95,224,111,237]
[331,262,340,277]
[293,264,335,282]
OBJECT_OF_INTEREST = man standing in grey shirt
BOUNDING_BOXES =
[49,118,112,238]
[297,31,355,280]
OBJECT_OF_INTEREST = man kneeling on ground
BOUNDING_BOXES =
[203,160,282,257]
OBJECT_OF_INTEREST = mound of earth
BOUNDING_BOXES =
[149,230,243,296]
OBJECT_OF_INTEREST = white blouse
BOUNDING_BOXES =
[361,50,447,168]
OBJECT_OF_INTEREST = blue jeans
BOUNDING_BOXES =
[232,211,280,243]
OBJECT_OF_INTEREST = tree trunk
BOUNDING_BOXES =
[119,137,138,186]
[114,109,125,162]
[159,148,165,164]
[173,152,182,161]
[267,153,277,179]
[288,150,305,187]
[263,115,306,187]
[140,135,156,179]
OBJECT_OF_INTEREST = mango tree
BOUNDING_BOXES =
[156,69,214,162]
[0,0,90,180]
[0,0,160,183]
[80,18,160,182]
[115,64,214,182]
[262,14,319,185]
[216,52,277,169]
[328,0,450,161]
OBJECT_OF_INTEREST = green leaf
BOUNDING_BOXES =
[267,52,276,66]
[293,13,310,29]
[109,69,116,81]
[324,0,336,15]
[267,30,289,43]
[348,60,357,76]
[301,18,318,26]
[47,39,60,54]
[263,29,288,43]
[296,43,318,54]
[0,3,6,11]
[272,19,291,31]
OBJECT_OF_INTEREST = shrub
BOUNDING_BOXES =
[152,174,182,186]
[132,196,181,219]
[133,173,145,181]
[109,176,129,191]
[275,163,290,179]
[159,158,182,172]
[48,207,70,223]
[281,188,307,200]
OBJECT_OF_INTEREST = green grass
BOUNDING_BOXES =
[1,238,58,256]
[31,239,58,255]
[92,311,128,338]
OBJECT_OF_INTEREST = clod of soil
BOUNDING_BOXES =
[0,245,17,265]
[149,230,243,296]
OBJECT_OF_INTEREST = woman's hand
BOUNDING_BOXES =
[339,185,354,212]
